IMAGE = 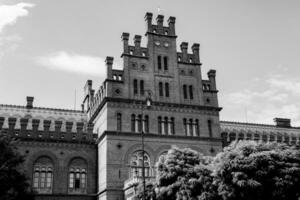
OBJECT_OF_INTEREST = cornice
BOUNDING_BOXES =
[89,97,222,122]
[96,130,222,144]
[220,120,300,134]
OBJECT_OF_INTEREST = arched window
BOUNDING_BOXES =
[33,156,53,193]
[131,114,136,132]
[229,132,236,142]
[189,85,193,99]
[165,83,169,97]
[238,133,244,140]
[183,85,187,99]
[130,151,151,178]
[163,56,168,70]
[140,80,144,95]
[157,56,162,70]
[159,82,163,97]
[68,158,87,193]
[158,116,162,134]
[133,79,138,95]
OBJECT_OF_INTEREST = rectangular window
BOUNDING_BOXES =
[158,56,162,70]
[117,113,122,131]
[46,172,52,188]
[69,173,74,188]
[189,119,193,136]
[133,79,138,94]
[208,120,212,137]
[164,56,168,70]
[33,172,39,188]
[189,85,193,99]
[165,83,169,97]
[81,174,86,189]
[140,80,144,95]
[145,115,149,133]
[183,118,187,136]
[195,119,199,136]
[40,172,46,188]
[131,114,136,132]
[158,117,162,134]
[138,115,142,132]
[159,82,163,96]
[171,117,175,135]
[183,85,187,99]
[164,117,168,135]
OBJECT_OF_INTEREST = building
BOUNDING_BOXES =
[0,12,299,200]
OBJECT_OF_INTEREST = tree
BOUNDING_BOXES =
[213,141,300,200]
[0,135,34,200]
[134,147,219,200]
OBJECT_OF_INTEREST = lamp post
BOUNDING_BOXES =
[141,91,152,200]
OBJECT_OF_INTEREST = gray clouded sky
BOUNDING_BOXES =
[0,0,300,126]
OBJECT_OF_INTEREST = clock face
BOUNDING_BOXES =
[164,42,169,47]
[155,41,160,46]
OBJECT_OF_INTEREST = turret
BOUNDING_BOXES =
[191,43,200,63]
[134,35,141,48]
[180,42,188,61]
[156,15,164,27]
[207,70,216,90]
[145,12,153,32]
[121,32,129,54]
[106,56,114,79]
[168,16,176,35]
[26,96,34,109]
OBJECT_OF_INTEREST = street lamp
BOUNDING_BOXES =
[141,90,152,200]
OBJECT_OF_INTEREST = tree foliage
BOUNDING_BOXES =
[0,136,34,200]
[213,141,300,200]
[134,141,300,200]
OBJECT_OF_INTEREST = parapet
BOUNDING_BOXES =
[121,32,148,58]
[177,42,201,64]
[145,12,176,37]
[202,70,217,91]
[0,116,96,144]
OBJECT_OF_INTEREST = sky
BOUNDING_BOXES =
[0,0,300,126]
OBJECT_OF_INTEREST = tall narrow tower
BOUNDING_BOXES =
[83,12,222,200]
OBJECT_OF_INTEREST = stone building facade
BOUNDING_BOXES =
[0,12,299,200]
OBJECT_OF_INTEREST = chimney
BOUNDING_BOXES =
[26,96,34,109]
[274,118,291,128]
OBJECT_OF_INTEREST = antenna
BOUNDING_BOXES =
[74,89,76,110]
[245,107,248,123]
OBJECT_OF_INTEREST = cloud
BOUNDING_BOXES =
[0,2,35,61]
[36,51,108,77]
[0,2,35,33]
[222,73,300,126]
